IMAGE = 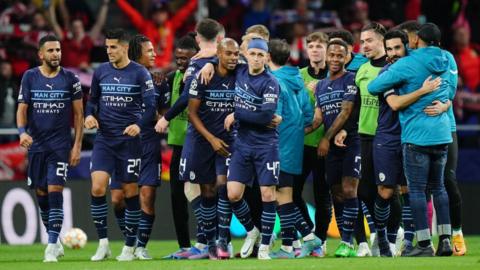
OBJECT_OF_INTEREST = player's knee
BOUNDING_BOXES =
[140,187,156,211]
[228,190,242,202]
[91,184,107,197]
[261,189,276,202]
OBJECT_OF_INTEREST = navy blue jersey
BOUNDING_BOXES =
[234,65,280,147]
[18,67,82,152]
[140,82,162,143]
[188,71,236,143]
[164,57,215,121]
[315,72,358,134]
[86,62,155,138]
[375,65,401,148]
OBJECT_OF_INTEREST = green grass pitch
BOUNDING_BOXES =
[1,237,479,270]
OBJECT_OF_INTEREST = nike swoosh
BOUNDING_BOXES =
[449,70,458,75]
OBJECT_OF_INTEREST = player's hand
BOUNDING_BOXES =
[155,116,169,133]
[19,133,33,149]
[209,137,230,157]
[224,113,235,132]
[84,115,99,129]
[334,129,348,147]
[267,114,282,129]
[199,63,215,85]
[124,124,140,137]
[69,145,81,167]
[421,76,442,94]
[317,138,330,157]
[424,100,447,116]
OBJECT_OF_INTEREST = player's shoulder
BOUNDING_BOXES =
[22,67,39,79]
[60,67,79,80]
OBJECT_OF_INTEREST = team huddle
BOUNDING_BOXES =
[16,17,467,262]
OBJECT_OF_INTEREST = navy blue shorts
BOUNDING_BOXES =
[325,136,361,186]
[27,149,69,190]
[179,138,230,184]
[278,170,295,188]
[138,139,162,187]
[373,143,406,186]
[91,135,141,183]
[227,144,279,187]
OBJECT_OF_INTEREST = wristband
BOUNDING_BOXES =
[18,127,26,135]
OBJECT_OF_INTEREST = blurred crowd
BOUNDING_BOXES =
[0,0,479,145]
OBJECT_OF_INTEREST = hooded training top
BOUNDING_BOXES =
[273,66,313,175]
[368,46,453,146]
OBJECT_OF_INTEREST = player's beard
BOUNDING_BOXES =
[45,59,60,69]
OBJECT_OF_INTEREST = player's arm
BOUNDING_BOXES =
[385,76,442,111]
[311,83,323,131]
[89,0,110,40]
[70,99,84,166]
[47,3,64,40]
[368,62,408,95]
[17,72,33,149]
[127,72,156,137]
[70,77,84,166]
[85,71,100,129]
[234,80,279,126]
[188,98,230,157]
[318,100,354,156]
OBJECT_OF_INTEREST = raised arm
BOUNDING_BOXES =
[116,0,147,31]
[48,3,64,40]
[89,0,110,40]
[170,0,198,30]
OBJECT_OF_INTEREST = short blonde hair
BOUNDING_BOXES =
[306,31,329,44]
[245,24,270,40]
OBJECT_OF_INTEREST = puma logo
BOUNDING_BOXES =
[113,77,121,83]
[94,220,104,225]
[222,83,230,89]
[46,84,53,90]
[125,226,134,233]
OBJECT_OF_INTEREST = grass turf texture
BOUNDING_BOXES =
[1,237,479,270]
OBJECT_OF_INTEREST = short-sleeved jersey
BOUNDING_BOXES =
[18,67,82,152]
[188,71,236,143]
[375,65,401,148]
[88,62,154,138]
[315,72,358,134]
[234,65,280,147]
